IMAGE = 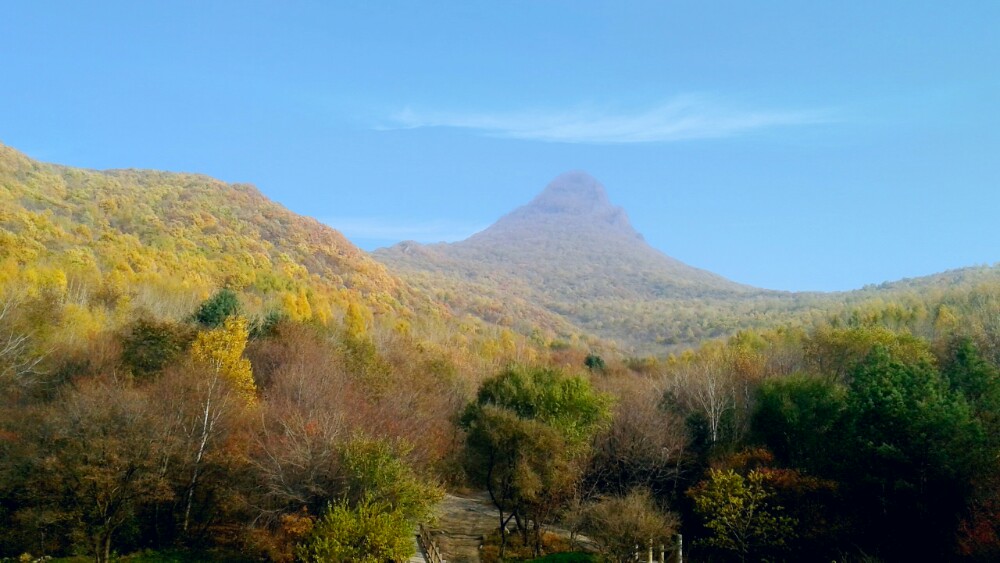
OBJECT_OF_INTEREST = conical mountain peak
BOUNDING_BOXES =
[528,171,611,215]
[491,171,636,237]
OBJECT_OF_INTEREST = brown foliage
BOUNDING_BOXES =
[7,381,176,562]
[580,488,678,563]
[588,375,687,497]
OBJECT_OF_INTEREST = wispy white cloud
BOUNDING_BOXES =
[323,217,485,244]
[380,95,833,144]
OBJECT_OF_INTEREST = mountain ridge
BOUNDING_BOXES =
[6,142,1000,353]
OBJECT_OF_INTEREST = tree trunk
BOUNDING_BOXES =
[532,519,542,557]
[93,530,113,563]
[515,512,528,544]
[184,394,213,532]
[497,507,507,558]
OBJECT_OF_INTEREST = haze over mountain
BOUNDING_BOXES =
[394,171,752,296]
[375,172,1000,351]
[479,171,756,297]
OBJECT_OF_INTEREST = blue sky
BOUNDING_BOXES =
[1,1,998,291]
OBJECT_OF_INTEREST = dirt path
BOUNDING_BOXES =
[420,492,597,562]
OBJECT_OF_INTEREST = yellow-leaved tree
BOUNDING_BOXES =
[190,315,256,403]
[180,315,255,532]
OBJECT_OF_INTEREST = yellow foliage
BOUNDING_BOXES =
[934,304,959,333]
[311,295,331,325]
[22,266,67,300]
[394,318,411,335]
[282,288,313,322]
[66,247,98,270]
[57,303,106,348]
[0,144,419,345]
[0,258,22,287]
[500,329,517,355]
[191,316,256,403]
[344,302,370,340]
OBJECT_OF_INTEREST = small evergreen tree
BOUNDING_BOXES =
[193,288,240,328]
[585,353,606,372]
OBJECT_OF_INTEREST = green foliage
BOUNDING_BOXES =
[845,346,984,485]
[295,495,413,563]
[941,339,1000,478]
[471,365,611,449]
[839,346,987,558]
[0,146,539,559]
[193,289,240,328]
[119,317,193,379]
[942,337,1000,415]
[340,436,442,524]
[463,404,572,515]
[341,333,392,393]
[689,469,796,562]
[805,325,933,381]
[8,141,1000,561]
[746,337,1000,560]
[461,365,611,556]
[583,353,605,372]
[751,374,847,472]
[288,437,439,562]
[248,309,285,339]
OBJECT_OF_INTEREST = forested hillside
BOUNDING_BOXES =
[0,142,425,328]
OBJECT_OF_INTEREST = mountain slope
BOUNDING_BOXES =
[0,142,425,325]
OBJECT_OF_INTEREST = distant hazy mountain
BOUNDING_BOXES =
[390,171,753,297]
[375,172,1000,352]
[375,172,793,350]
